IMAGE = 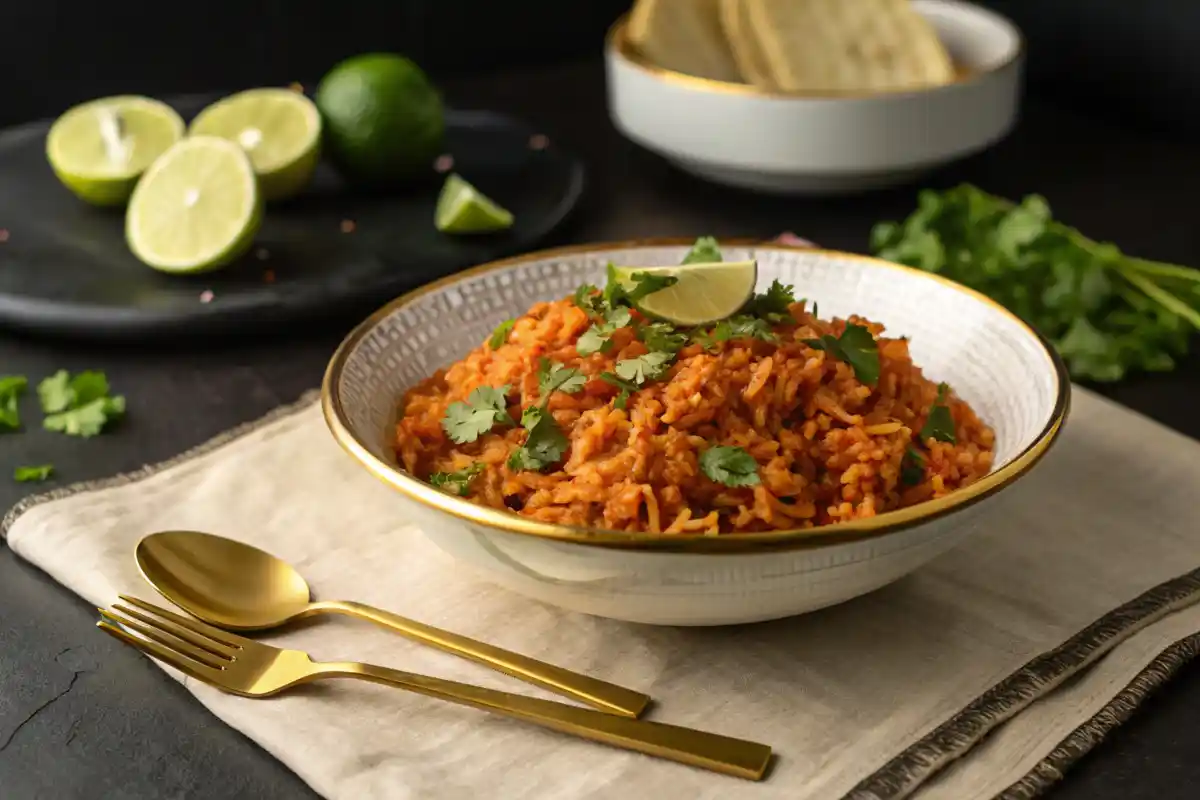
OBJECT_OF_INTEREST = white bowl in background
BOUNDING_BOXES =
[605,0,1024,195]
[323,241,1068,626]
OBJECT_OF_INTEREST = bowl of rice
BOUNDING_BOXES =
[322,239,1069,625]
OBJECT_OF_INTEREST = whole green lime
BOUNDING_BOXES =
[315,53,445,185]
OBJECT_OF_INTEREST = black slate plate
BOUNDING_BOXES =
[0,96,585,341]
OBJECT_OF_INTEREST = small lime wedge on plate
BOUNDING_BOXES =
[189,87,322,201]
[125,136,263,274]
[435,173,514,234]
[46,96,185,206]
[611,260,758,326]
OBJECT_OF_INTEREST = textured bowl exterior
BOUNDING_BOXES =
[324,242,1067,625]
[605,0,1024,195]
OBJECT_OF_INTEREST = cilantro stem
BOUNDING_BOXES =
[1122,257,1200,284]
[1119,268,1200,329]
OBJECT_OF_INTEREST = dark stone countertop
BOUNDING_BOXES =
[3,60,1199,799]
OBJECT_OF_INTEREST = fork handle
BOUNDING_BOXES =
[312,661,771,781]
[305,599,650,718]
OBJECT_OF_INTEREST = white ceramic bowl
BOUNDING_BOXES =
[323,241,1068,626]
[605,0,1024,195]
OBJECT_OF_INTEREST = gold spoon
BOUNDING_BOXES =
[135,530,650,718]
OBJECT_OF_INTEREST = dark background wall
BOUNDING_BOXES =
[4,1,1198,136]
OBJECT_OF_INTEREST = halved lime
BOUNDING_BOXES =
[612,260,758,326]
[125,136,263,273]
[46,96,185,206]
[435,173,514,234]
[188,88,322,201]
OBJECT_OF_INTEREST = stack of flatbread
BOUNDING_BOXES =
[625,0,957,93]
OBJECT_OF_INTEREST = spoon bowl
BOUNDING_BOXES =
[137,530,313,630]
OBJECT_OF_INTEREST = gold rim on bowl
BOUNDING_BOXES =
[322,238,1071,554]
[605,7,1025,102]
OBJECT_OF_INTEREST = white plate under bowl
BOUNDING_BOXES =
[605,0,1024,195]
[322,240,1069,625]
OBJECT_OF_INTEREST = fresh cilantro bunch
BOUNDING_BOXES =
[872,185,1200,382]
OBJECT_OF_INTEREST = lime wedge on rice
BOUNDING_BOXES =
[435,173,514,234]
[611,260,758,326]
[46,96,185,206]
[125,136,263,273]
[188,87,322,201]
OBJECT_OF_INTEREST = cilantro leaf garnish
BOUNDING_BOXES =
[577,306,633,356]
[14,464,54,483]
[900,447,925,487]
[38,370,124,437]
[573,284,605,316]
[488,319,515,349]
[699,446,761,487]
[536,358,586,398]
[693,315,776,350]
[0,375,28,431]
[615,351,674,384]
[681,236,722,265]
[804,323,880,386]
[639,322,688,354]
[429,462,485,496]
[920,383,957,444]
[622,271,679,303]
[598,372,638,409]
[871,184,1200,382]
[744,279,797,320]
[442,385,512,444]
[507,407,569,471]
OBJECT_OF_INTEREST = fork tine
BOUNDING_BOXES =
[104,606,233,669]
[111,602,240,660]
[117,595,244,651]
[97,619,225,683]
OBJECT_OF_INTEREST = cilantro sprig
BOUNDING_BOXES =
[920,383,957,444]
[872,184,1200,382]
[900,447,925,487]
[804,323,881,386]
[681,236,722,265]
[429,462,485,496]
[488,319,515,349]
[598,373,638,410]
[442,385,512,444]
[577,306,633,356]
[507,359,586,472]
[743,279,797,322]
[693,315,776,350]
[0,375,27,431]
[699,445,761,487]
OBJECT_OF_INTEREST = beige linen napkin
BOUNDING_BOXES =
[5,387,1200,800]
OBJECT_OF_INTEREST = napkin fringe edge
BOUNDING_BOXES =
[0,390,321,540]
[998,630,1200,799]
[846,567,1200,800]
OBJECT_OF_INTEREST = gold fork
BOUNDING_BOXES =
[98,595,773,780]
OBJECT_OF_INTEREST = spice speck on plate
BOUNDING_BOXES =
[340,219,356,234]
[199,290,214,303]
[528,134,549,150]
[434,154,454,172]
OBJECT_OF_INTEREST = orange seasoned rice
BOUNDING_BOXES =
[394,297,995,535]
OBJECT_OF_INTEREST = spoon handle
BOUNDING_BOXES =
[306,599,651,718]
[312,660,771,780]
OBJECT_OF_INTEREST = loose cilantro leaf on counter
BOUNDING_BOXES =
[699,446,761,487]
[14,464,54,483]
[38,370,125,438]
[871,184,1200,382]
[900,447,925,487]
[507,407,569,471]
[488,319,515,349]
[681,236,723,264]
[429,462,485,496]
[920,383,957,444]
[442,385,512,444]
[536,358,586,398]
[577,306,633,356]
[804,323,880,386]
[0,375,27,431]
[615,351,674,384]
[598,372,639,410]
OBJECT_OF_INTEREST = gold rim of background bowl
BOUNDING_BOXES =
[605,9,1025,102]
[322,238,1071,554]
